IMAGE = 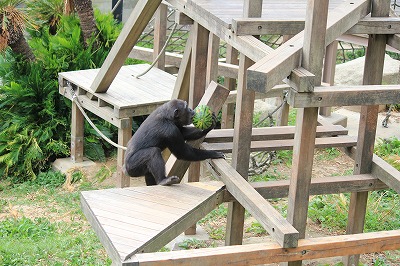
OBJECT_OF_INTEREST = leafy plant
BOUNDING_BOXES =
[0,11,123,182]
[245,221,267,236]
[178,239,216,250]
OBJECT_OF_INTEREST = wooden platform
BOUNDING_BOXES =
[59,64,175,120]
[80,182,225,264]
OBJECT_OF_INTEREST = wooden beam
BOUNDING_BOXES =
[131,229,400,265]
[208,158,299,248]
[232,17,400,36]
[165,0,273,62]
[202,135,357,153]
[251,174,387,199]
[247,0,371,93]
[346,17,400,34]
[284,67,315,93]
[205,125,348,143]
[371,154,400,194]
[91,0,161,93]
[288,85,400,108]
[344,1,390,265]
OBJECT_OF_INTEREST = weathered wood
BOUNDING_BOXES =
[166,81,230,179]
[91,0,162,92]
[153,3,168,70]
[81,182,225,263]
[346,17,400,34]
[202,135,357,153]
[171,31,192,101]
[205,124,349,143]
[206,33,220,85]
[209,158,299,248]
[232,18,305,35]
[70,101,84,163]
[284,67,315,92]
[286,3,329,253]
[288,85,400,108]
[247,0,371,93]
[319,40,338,116]
[116,119,132,188]
[251,174,387,199]
[131,229,400,265]
[232,17,400,36]
[344,1,390,265]
[221,45,238,129]
[225,0,260,247]
[371,154,400,194]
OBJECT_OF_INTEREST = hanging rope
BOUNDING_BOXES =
[134,22,178,78]
[67,82,127,150]
[382,104,394,128]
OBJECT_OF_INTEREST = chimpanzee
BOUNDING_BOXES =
[123,99,225,186]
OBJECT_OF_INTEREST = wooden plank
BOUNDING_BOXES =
[153,3,167,70]
[344,1,390,265]
[166,0,273,62]
[288,85,400,108]
[208,158,299,248]
[70,101,84,163]
[251,174,387,199]
[284,67,315,92]
[346,17,400,34]
[232,18,305,35]
[371,154,400,195]
[232,17,400,36]
[116,119,132,188]
[91,0,162,92]
[131,229,400,265]
[247,0,371,93]
[205,125,349,143]
[201,135,357,153]
[129,46,240,79]
[221,45,238,129]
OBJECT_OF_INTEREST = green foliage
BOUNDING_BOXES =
[31,170,66,188]
[375,137,400,171]
[245,221,267,236]
[178,238,216,250]
[0,11,122,182]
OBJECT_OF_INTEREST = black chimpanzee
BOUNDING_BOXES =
[123,99,225,186]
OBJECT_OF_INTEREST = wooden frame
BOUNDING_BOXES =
[56,0,400,265]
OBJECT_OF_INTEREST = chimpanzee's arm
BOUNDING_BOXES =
[181,113,217,140]
[168,140,224,161]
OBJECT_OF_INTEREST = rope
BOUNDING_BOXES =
[67,82,127,150]
[134,22,178,78]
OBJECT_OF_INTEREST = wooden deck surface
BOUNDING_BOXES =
[59,64,175,118]
[80,182,225,264]
[175,0,347,27]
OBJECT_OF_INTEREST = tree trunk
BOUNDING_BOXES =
[74,0,98,47]
[9,35,35,62]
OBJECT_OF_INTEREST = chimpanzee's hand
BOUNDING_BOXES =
[202,112,218,135]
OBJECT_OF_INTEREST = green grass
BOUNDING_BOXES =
[0,171,111,265]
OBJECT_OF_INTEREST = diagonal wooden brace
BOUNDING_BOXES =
[166,81,230,180]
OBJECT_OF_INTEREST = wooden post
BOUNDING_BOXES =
[344,1,390,265]
[186,22,210,235]
[225,0,261,246]
[116,118,132,188]
[285,1,329,265]
[71,101,84,163]
[153,3,167,70]
[206,33,220,85]
[221,45,238,129]
[319,40,338,117]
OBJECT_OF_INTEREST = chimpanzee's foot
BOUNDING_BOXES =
[159,176,180,186]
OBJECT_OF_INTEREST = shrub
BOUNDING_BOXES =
[0,11,122,182]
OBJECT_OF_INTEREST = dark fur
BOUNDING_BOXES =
[123,99,224,186]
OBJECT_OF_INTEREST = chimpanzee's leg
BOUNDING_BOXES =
[144,173,157,186]
[147,147,180,186]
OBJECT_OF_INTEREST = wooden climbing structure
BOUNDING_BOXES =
[59,0,400,265]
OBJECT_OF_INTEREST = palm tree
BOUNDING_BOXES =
[73,0,98,47]
[27,0,64,35]
[0,0,35,61]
